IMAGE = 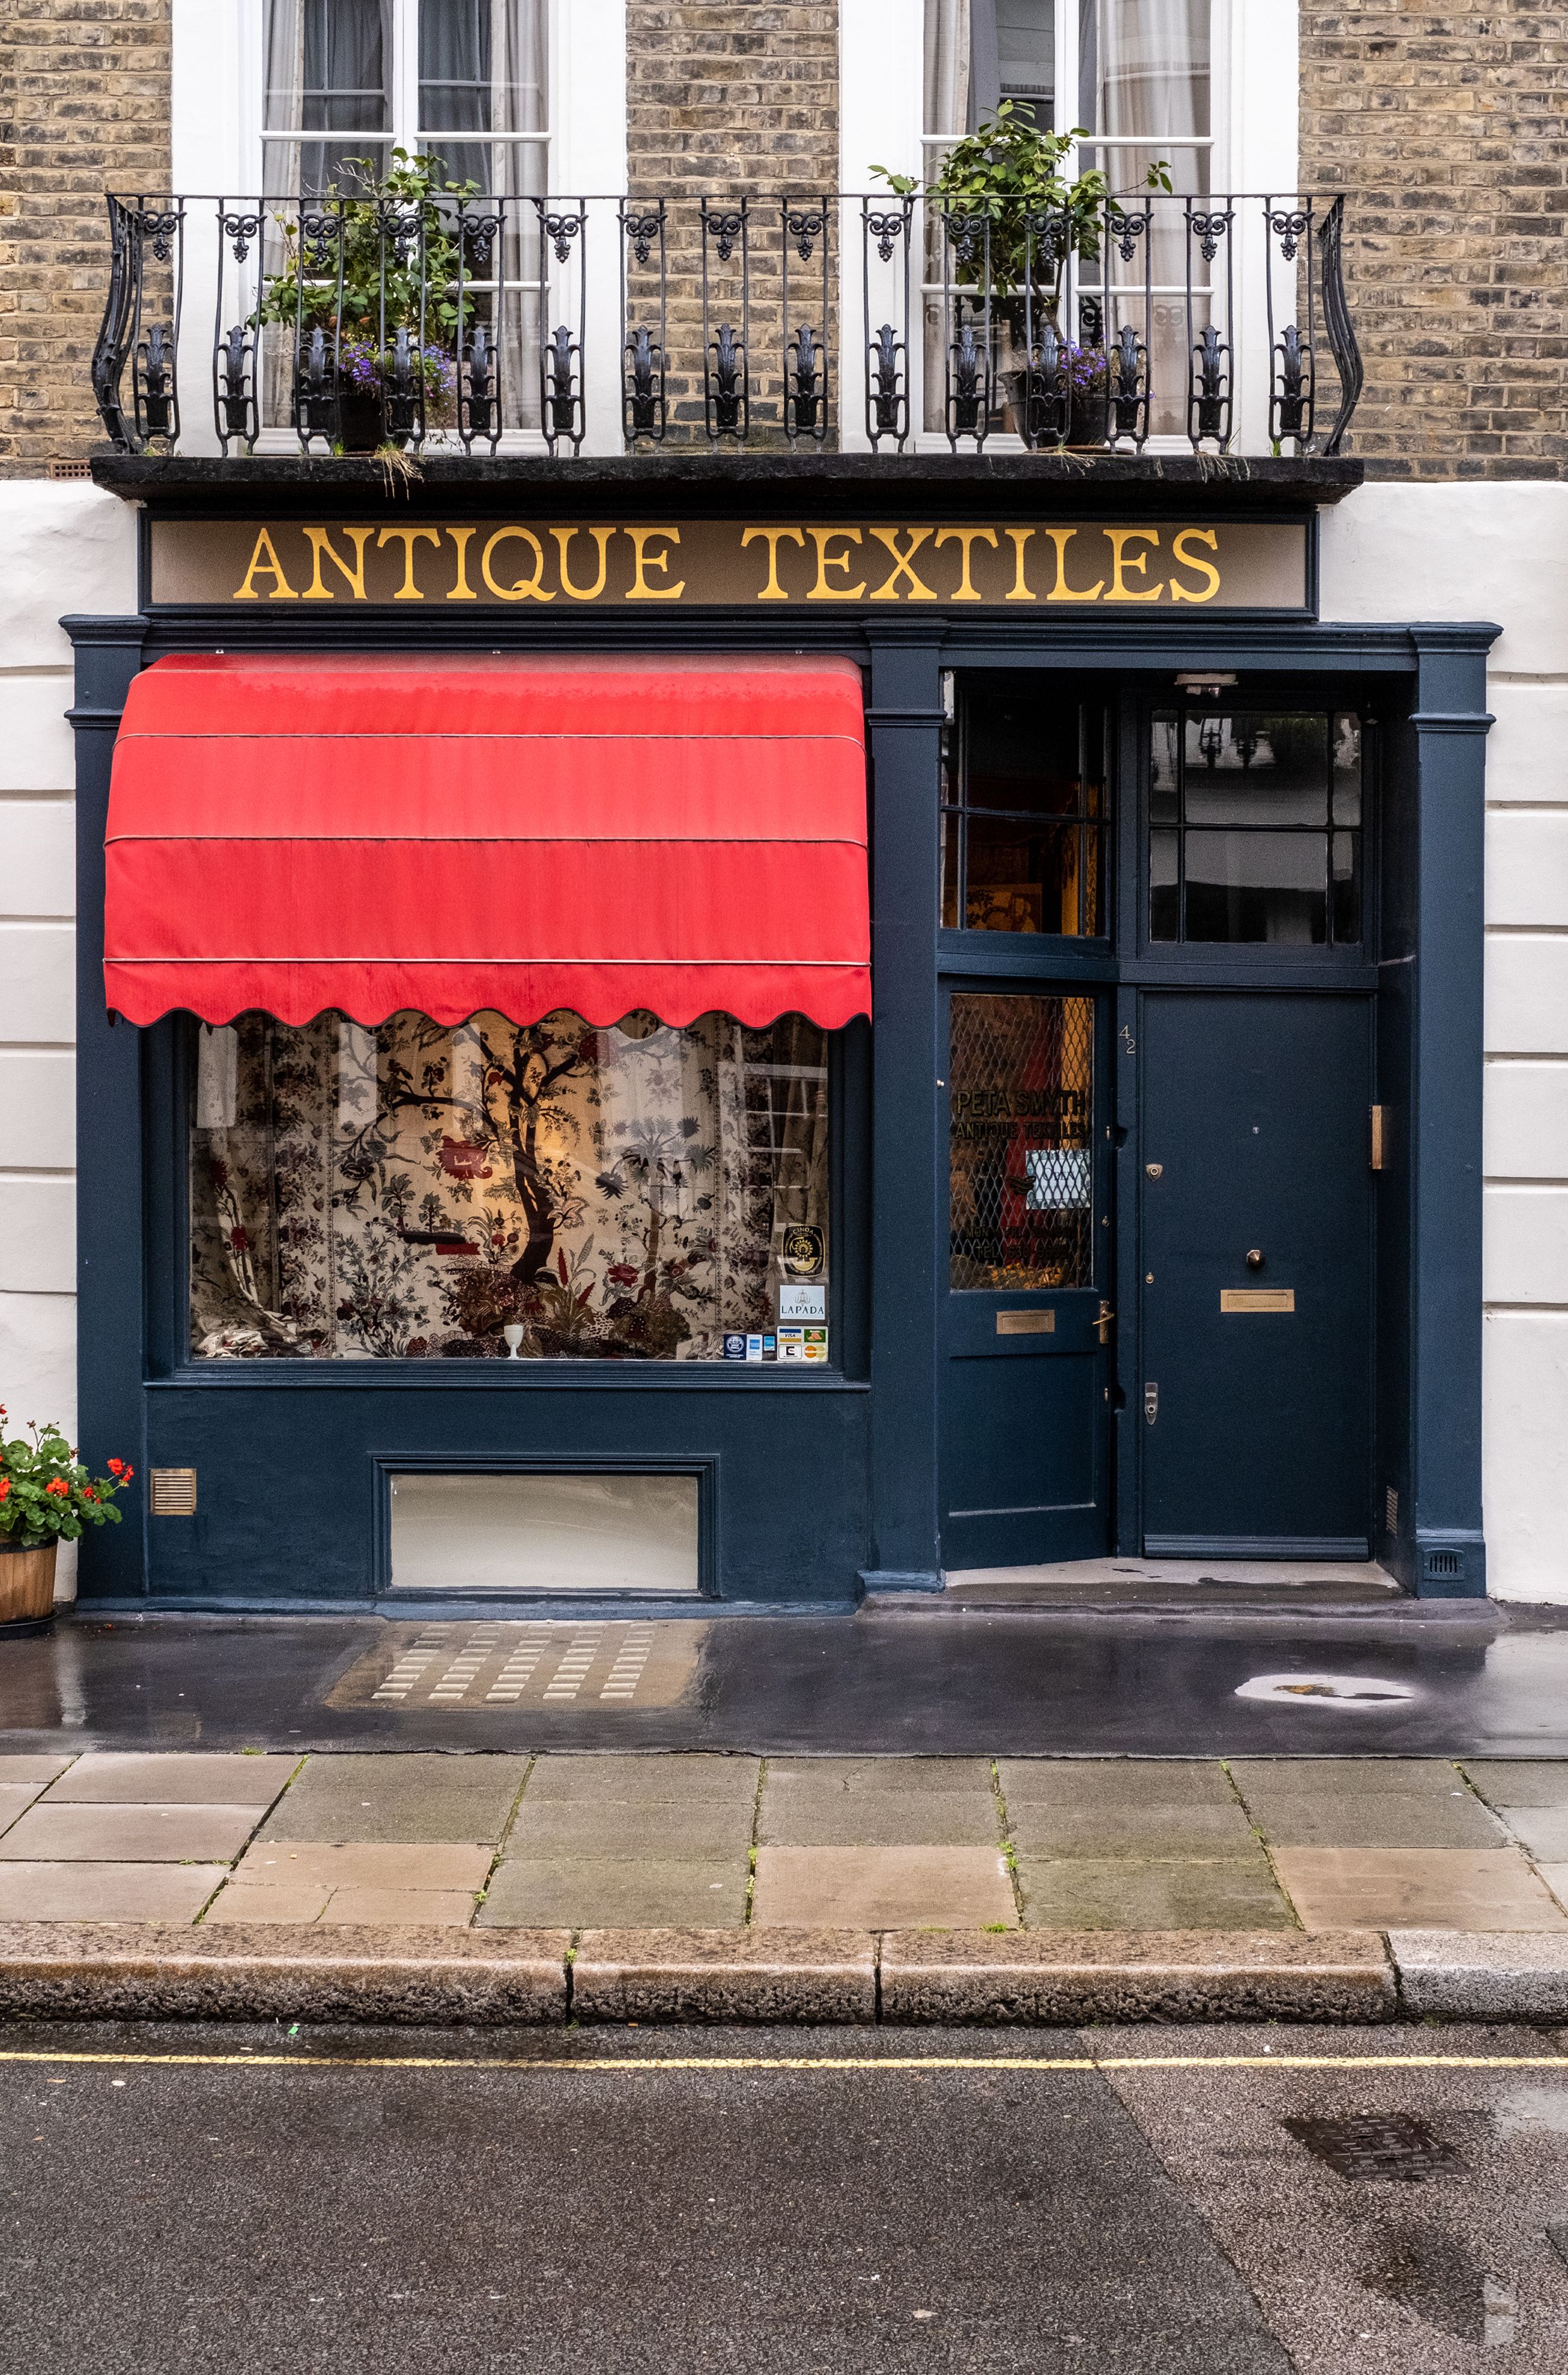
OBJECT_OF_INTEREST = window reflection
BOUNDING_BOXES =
[1149,706,1364,946]
[943,681,1110,936]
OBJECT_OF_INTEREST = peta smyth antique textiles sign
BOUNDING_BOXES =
[148,518,1309,612]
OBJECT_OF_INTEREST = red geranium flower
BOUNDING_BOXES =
[107,1458,124,1476]
[44,1477,68,1498]
[83,1487,97,1502]
[0,1479,9,1502]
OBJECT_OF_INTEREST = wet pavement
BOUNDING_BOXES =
[4,2018,1568,2371]
[5,1601,1568,1757]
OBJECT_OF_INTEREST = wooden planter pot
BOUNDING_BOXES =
[0,1538,58,1633]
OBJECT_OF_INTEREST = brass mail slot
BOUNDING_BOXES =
[1220,1289,1295,1314]
[997,1310,1056,1335]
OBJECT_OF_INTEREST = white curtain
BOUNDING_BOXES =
[924,0,972,137]
[265,0,393,196]
[418,0,546,200]
[1091,0,1210,192]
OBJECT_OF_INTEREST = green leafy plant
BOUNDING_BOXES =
[874,102,1170,314]
[0,1409,134,1549]
[258,147,478,405]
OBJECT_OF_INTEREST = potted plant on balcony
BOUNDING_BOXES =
[259,148,472,453]
[0,1411,134,1635]
[874,104,1169,446]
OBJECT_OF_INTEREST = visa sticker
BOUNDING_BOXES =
[777,1327,807,1361]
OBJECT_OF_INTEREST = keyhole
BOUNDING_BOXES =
[1246,1248,1265,1271]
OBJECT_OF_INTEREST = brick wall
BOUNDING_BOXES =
[1302,3,1568,479]
[0,1,173,476]
[625,3,838,436]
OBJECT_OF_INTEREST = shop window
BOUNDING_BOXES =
[942,680,1108,935]
[1149,709,1364,945]
[188,1010,830,1362]
[388,1471,700,1592]
[263,0,549,198]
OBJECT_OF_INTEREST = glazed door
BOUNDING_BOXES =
[940,988,1113,1570]
[1140,991,1373,1555]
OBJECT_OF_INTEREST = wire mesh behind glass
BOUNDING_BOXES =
[950,993,1096,1291]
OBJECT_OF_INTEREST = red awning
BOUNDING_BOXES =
[104,653,869,1031]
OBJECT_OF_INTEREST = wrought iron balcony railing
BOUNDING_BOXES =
[92,189,1363,462]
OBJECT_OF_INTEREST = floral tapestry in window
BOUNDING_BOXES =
[189,1010,830,1360]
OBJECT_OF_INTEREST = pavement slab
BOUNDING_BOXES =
[479,1854,749,1929]
[752,1843,1017,1929]
[572,1927,878,2022]
[1234,1792,1507,1850]
[1228,1757,1469,1798]
[764,1756,995,1795]
[0,1755,75,1786]
[1271,1845,1568,1932]
[0,1802,263,1864]
[1017,1853,1296,1932]
[0,1862,229,1922]
[997,1758,1238,1807]
[257,1752,530,1844]
[1462,1760,1568,1808]
[1492,1807,1568,1860]
[880,1929,1394,2023]
[41,1752,297,1805]
[522,1752,759,1805]
[228,1840,492,1892]
[1006,1803,1261,1858]
[0,1783,49,1838]
[505,1796,753,1856]
[757,1789,1000,1848]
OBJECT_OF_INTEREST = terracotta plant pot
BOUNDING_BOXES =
[0,1538,58,1631]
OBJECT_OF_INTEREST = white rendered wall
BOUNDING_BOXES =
[1321,484,1568,1600]
[0,483,138,1593]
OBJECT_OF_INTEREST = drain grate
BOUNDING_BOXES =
[1283,2114,1466,2182]
[328,1620,704,1712]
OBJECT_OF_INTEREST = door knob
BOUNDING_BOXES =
[1096,1300,1115,1344]
[1246,1248,1265,1271]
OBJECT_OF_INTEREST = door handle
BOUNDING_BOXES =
[1096,1300,1115,1345]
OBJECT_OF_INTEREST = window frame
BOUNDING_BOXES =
[838,0,1298,452]
[254,0,553,195]
[1136,687,1379,965]
[150,1007,868,1387]
[941,672,1115,946]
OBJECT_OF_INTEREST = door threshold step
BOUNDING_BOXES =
[921,1557,1442,1614]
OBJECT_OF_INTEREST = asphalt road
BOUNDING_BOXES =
[4,2022,1568,2371]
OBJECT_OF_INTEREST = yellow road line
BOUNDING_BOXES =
[1,2048,1566,2074]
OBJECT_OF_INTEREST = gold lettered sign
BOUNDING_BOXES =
[148,517,1309,612]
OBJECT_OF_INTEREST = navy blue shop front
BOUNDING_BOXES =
[68,479,1496,1609]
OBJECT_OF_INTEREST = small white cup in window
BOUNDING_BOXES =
[503,1323,525,1359]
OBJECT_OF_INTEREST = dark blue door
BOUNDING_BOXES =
[941,988,1112,1570]
[1140,991,1373,1556]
